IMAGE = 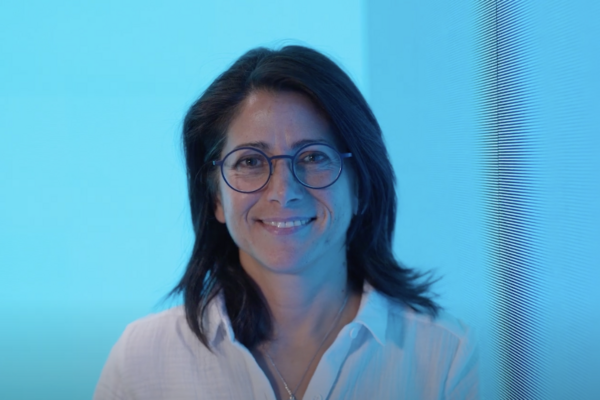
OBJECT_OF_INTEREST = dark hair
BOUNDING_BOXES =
[170,45,442,349]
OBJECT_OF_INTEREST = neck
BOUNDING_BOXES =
[239,251,353,347]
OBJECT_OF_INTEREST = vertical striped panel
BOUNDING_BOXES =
[477,1,545,399]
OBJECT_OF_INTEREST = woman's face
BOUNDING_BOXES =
[214,90,358,275]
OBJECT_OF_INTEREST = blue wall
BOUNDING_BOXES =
[0,1,366,399]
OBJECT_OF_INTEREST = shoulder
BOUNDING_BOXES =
[104,305,212,376]
[384,299,480,397]
[121,306,188,343]
[387,299,474,345]
[94,306,222,399]
[358,286,475,352]
[117,306,208,362]
[383,297,478,370]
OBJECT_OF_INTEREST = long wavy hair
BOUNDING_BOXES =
[170,45,442,350]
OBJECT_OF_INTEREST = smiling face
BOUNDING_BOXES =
[214,90,358,276]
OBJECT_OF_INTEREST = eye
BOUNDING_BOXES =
[235,155,264,169]
[299,151,330,164]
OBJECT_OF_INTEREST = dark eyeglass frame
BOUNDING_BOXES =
[212,142,353,193]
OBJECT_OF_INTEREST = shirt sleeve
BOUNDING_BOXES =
[93,326,132,400]
[443,324,481,400]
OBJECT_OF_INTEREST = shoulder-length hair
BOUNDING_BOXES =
[170,45,442,349]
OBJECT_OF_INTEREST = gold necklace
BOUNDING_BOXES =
[263,293,349,400]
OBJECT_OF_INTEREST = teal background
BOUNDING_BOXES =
[1,1,599,399]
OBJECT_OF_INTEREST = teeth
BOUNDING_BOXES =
[265,219,310,228]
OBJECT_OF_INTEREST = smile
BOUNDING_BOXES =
[262,219,313,228]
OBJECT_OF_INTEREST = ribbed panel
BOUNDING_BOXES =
[477,1,543,399]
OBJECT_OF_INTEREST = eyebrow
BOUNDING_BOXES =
[232,138,332,152]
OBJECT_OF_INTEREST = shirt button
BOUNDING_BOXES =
[349,327,358,339]
[312,396,322,400]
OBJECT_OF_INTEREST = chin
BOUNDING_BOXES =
[263,255,307,272]
[243,249,310,274]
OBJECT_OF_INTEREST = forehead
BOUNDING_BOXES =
[224,90,337,153]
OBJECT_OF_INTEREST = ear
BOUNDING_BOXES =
[214,191,226,224]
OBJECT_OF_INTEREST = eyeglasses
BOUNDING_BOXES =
[212,143,353,193]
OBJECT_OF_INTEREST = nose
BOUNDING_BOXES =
[265,157,304,205]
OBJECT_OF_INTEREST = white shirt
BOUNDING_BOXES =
[94,285,479,400]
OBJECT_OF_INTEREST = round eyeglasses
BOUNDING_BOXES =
[212,143,353,193]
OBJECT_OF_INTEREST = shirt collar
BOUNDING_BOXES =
[206,283,390,346]
[206,292,235,345]
[352,283,388,346]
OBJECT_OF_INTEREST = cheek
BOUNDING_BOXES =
[324,191,354,228]
[334,178,357,220]
[220,191,257,229]
[321,195,354,247]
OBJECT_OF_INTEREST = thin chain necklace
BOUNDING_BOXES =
[263,293,350,400]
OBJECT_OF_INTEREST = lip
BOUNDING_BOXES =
[257,217,315,235]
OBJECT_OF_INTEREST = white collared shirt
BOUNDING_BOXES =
[94,285,479,399]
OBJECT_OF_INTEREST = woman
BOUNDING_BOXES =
[94,45,479,400]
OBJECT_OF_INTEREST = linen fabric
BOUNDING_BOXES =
[94,285,480,400]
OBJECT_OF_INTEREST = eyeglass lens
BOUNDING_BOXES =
[222,144,343,192]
